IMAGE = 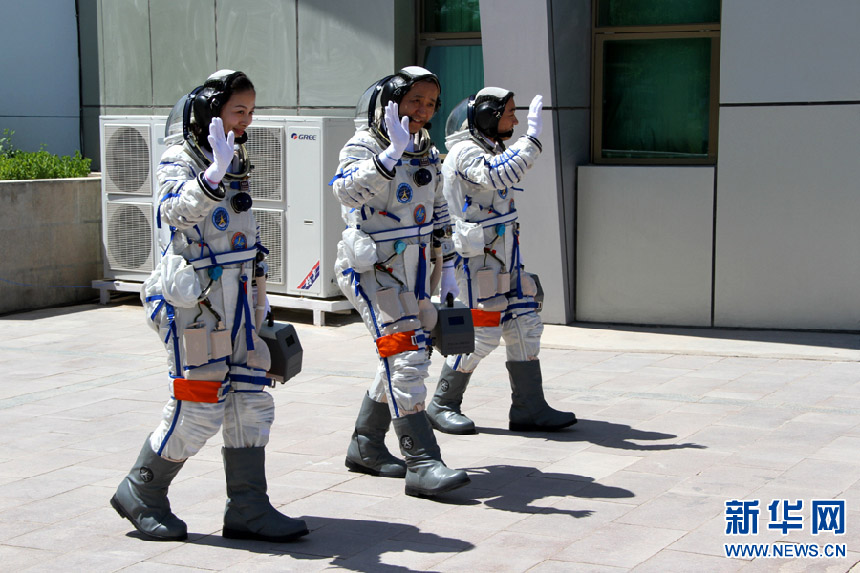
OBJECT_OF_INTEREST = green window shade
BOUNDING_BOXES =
[601,38,711,160]
[423,0,481,33]
[424,45,484,153]
[597,0,720,27]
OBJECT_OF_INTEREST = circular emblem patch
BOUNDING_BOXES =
[231,232,247,250]
[440,380,450,392]
[212,207,230,230]
[139,466,154,483]
[498,188,508,199]
[400,435,414,451]
[397,183,413,203]
[413,204,427,224]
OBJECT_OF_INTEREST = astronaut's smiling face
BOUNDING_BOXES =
[496,98,519,140]
[398,81,440,134]
[220,90,256,139]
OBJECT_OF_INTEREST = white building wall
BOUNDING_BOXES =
[720,0,860,104]
[480,0,572,324]
[714,0,860,329]
[0,0,81,156]
[577,166,715,327]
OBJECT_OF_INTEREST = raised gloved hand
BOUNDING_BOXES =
[204,117,235,186]
[440,260,459,303]
[526,94,543,139]
[378,101,411,171]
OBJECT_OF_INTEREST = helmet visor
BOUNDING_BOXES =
[355,80,384,130]
[445,97,470,138]
[165,94,190,145]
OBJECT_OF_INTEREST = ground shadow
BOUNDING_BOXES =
[476,418,706,452]
[433,463,633,517]
[176,516,473,572]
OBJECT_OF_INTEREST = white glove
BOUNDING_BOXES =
[378,101,411,170]
[440,260,459,303]
[204,117,235,185]
[526,94,543,139]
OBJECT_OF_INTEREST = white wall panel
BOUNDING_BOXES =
[298,0,394,107]
[721,0,860,103]
[714,105,860,329]
[480,0,553,106]
[577,166,715,326]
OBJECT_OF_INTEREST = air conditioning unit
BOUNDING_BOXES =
[99,116,167,281]
[245,119,287,291]
[99,114,352,303]
[245,116,353,298]
[283,117,353,298]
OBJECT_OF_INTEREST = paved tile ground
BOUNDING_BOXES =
[2,297,860,572]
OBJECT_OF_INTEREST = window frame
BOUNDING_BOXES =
[417,12,482,65]
[417,1,483,156]
[591,4,721,165]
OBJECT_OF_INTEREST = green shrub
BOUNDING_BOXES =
[0,130,92,180]
[0,129,15,158]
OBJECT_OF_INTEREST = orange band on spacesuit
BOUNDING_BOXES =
[375,330,419,358]
[173,378,223,403]
[471,309,502,327]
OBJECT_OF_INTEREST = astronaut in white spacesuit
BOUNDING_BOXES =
[425,87,577,435]
[111,70,308,542]
[332,66,470,498]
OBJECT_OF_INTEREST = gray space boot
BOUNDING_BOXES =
[110,437,187,541]
[507,359,578,432]
[222,447,309,542]
[393,412,470,498]
[345,393,407,477]
[426,363,477,435]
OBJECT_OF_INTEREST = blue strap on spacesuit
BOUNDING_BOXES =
[231,276,255,353]
[415,244,428,300]
[367,222,433,243]
[512,231,523,299]
[155,191,181,231]
[328,165,359,186]
[162,301,182,377]
[189,247,257,270]
[463,259,474,307]
[462,196,472,212]
[377,210,401,223]
[501,302,538,323]
[146,294,166,323]
[500,230,538,323]
[342,268,361,297]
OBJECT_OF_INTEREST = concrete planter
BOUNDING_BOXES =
[0,174,102,315]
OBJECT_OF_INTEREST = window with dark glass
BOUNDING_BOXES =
[419,0,483,153]
[592,0,721,164]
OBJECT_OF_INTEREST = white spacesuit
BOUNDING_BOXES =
[332,67,469,498]
[425,87,578,435]
[111,70,308,543]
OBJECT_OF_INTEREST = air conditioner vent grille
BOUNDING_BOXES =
[104,125,151,195]
[245,125,283,202]
[105,202,154,272]
[253,208,284,285]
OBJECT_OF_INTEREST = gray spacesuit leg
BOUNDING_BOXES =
[222,446,309,542]
[110,436,187,541]
[346,391,407,477]
[426,362,476,434]
[503,312,577,431]
[393,411,470,498]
